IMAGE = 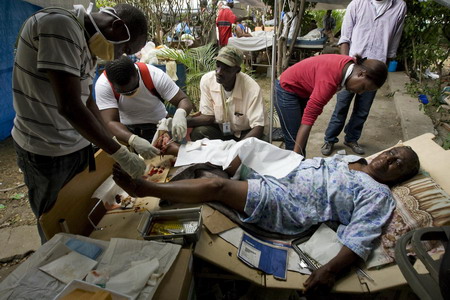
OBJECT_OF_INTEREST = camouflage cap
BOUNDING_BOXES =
[215,46,243,67]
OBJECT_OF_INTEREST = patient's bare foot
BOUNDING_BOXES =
[112,163,145,197]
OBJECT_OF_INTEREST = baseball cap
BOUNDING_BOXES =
[226,0,233,3]
[215,46,243,67]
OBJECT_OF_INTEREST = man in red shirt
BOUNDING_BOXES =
[276,54,387,156]
[217,0,236,46]
[216,0,251,47]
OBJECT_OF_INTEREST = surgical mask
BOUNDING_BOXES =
[86,4,131,61]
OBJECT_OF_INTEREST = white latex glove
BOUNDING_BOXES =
[110,143,146,179]
[171,108,187,142]
[128,134,160,159]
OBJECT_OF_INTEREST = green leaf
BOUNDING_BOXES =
[11,193,25,200]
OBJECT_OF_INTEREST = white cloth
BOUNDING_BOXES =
[228,28,323,52]
[12,5,94,156]
[96,64,179,125]
[228,31,274,51]
[175,138,303,179]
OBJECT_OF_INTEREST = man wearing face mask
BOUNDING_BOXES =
[11,3,148,242]
[95,55,193,158]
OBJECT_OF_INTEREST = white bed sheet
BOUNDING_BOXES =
[228,29,326,52]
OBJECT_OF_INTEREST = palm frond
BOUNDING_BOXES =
[160,44,217,110]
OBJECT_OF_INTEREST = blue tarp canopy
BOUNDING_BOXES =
[0,0,41,141]
[0,0,90,141]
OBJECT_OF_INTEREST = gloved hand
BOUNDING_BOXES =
[171,108,187,142]
[110,143,146,179]
[128,134,160,159]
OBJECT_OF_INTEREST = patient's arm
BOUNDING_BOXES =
[303,246,359,293]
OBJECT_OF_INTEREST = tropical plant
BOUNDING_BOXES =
[397,0,449,85]
[158,43,218,110]
[96,0,117,8]
[112,0,217,47]
[308,9,345,36]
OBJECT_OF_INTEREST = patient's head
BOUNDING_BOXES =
[368,146,420,186]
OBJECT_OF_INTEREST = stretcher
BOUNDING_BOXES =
[36,133,449,294]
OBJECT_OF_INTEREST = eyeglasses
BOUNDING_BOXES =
[118,81,139,96]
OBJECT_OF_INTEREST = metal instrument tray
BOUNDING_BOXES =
[138,207,202,245]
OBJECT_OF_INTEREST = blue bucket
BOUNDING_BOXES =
[388,60,398,72]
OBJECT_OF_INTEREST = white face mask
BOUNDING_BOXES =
[85,4,131,60]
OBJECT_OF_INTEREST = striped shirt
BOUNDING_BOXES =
[12,6,95,156]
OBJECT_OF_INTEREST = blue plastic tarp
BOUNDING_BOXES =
[0,0,41,141]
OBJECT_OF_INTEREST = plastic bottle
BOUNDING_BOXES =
[418,94,429,104]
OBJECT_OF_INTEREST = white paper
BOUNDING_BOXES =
[91,238,181,300]
[91,175,128,206]
[106,258,159,299]
[39,251,98,284]
[298,223,343,266]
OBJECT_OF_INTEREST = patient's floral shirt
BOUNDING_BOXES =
[242,154,395,261]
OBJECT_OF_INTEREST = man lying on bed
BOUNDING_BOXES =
[113,138,420,293]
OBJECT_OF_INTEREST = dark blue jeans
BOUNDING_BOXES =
[14,142,90,243]
[275,80,308,151]
[324,89,377,143]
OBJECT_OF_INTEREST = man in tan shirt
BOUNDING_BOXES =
[187,46,265,141]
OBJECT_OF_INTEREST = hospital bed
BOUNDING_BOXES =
[3,133,448,296]
[227,29,327,68]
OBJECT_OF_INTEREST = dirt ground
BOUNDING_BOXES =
[0,140,35,229]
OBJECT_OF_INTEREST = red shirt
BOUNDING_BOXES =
[280,54,353,126]
[216,7,236,46]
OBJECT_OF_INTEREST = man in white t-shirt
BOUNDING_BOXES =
[12,3,148,242]
[95,56,193,158]
[187,46,265,142]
